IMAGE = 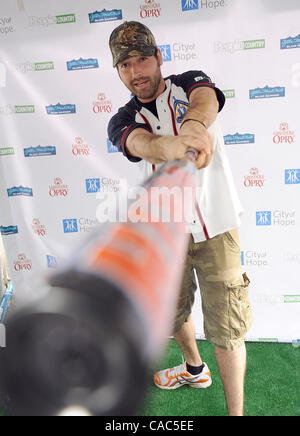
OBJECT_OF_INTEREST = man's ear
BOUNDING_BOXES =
[156,48,163,67]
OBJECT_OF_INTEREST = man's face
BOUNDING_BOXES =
[117,51,164,103]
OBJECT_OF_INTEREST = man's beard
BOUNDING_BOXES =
[130,70,162,101]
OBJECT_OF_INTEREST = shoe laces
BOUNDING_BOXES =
[168,356,187,378]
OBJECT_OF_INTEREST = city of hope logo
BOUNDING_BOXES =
[86,178,100,193]
[285,169,300,185]
[256,211,272,226]
[256,211,296,226]
[63,219,78,233]
[182,0,199,11]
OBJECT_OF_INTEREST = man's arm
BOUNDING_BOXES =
[125,86,220,169]
[179,87,219,168]
[183,86,219,129]
[125,129,206,164]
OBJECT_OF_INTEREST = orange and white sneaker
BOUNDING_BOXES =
[153,359,212,390]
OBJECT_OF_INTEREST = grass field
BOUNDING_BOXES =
[140,339,300,417]
[0,339,298,416]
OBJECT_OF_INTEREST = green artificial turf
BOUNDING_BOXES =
[140,339,300,417]
[0,340,298,416]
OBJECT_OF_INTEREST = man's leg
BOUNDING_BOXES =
[214,343,247,416]
[153,242,212,390]
[194,229,251,416]
[153,313,212,390]
[171,241,204,368]
[173,316,203,367]
[174,315,246,415]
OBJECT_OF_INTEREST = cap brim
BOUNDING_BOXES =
[113,46,157,67]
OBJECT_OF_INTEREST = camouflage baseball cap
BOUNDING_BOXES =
[109,21,158,67]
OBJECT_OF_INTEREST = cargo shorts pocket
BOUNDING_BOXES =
[226,273,252,341]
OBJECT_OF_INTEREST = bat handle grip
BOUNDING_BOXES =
[184,148,199,161]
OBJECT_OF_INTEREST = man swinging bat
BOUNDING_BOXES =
[108,21,252,417]
[0,20,252,418]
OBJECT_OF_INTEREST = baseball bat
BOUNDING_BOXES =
[0,149,199,416]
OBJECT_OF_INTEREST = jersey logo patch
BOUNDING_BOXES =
[172,97,190,123]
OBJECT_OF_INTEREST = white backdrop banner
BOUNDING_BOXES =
[0,0,299,344]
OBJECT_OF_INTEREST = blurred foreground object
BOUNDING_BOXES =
[0,153,197,416]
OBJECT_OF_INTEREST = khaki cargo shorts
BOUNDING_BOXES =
[173,229,252,351]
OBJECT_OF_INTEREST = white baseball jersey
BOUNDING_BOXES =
[108,70,243,243]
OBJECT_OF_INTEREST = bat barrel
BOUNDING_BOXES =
[0,156,197,416]
[0,271,148,416]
